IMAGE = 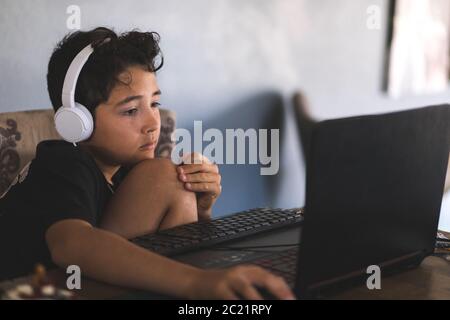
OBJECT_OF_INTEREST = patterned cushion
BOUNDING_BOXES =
[0,108,175,196]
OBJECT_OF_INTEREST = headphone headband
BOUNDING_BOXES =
[61,44,94,109]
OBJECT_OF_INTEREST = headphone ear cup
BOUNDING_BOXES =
[54,103,94,143]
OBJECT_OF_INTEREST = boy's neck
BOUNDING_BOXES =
[97,162,120,186]
[79,144,120,185]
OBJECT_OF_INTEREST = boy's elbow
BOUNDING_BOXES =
[49,237,78,268]
[49,241,71,268]
[45,219,93,267]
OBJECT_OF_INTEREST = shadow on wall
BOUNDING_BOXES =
[180,91,285,217]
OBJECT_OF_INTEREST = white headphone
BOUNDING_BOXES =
[54,43,96,145]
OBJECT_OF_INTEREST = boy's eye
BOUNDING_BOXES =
[152,102,161,108]
[122,108,138,116]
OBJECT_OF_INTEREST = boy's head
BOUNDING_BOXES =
[47,27,164,167]
[47,27,163,117]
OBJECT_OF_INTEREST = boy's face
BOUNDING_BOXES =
[83,66,161,167]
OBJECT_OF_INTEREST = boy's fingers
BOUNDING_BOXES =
[181,153,212,165]
[221,288,240,300]
[179,172,220,183]
[231,280,263,300]
[178,163,219,174]
[260,276,295,300]
[185,182,221,196]
[249,268,295,300]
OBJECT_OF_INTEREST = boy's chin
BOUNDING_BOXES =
[132,153,156,164]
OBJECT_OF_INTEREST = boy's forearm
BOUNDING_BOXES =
[51,224,201,298]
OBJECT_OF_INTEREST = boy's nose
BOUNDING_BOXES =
[141,111,159,134]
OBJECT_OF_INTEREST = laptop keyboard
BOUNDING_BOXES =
[249,248,299,287]
[131,207,304,256]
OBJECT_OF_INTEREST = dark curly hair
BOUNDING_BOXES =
[47,27,164,119]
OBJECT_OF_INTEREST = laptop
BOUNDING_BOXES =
[292,104,450,297]
[177,104,450,299]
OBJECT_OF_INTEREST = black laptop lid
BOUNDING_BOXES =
[296,105,450,295]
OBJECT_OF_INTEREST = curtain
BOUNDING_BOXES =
[388,0,450,97]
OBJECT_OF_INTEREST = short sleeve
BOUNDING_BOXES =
[30,154,100,230]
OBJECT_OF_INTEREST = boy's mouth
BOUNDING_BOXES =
[139,140,157,150]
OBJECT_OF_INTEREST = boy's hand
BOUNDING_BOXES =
[177,153,221,220]
[187,265,295,300]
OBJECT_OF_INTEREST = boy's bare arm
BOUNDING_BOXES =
[46,219,200,298]
[45,219,295,300]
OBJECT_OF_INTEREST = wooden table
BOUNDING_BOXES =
[332,255,450,299]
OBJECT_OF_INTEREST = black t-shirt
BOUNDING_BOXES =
[0,140,128,280]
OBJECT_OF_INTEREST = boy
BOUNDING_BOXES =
[0,27,294,300]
